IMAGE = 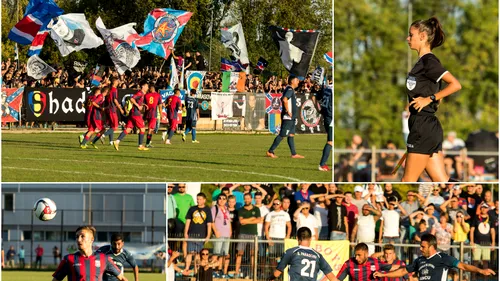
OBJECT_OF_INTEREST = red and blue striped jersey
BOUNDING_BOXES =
[337,257,392,281]
[52,251,121,281]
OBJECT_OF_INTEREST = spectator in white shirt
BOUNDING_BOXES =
[351,204,381,255]
[264,198,291,259]
[293,201,319,240]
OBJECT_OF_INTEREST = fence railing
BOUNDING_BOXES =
[168,237,499,281]
[334,147,498,182]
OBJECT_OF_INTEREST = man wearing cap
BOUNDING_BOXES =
[350,185,368,214]
[266,75,304,159]
[469,202,496,279]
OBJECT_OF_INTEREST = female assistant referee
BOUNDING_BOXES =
[402,17,462,182]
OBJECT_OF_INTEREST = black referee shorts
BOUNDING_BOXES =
[406,114,443,155]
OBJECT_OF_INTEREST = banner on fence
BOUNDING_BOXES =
[23,87,136,121]
[244,92,266,130]
[211,92,233,120]
[284,239,349,278]
[1,87,24,123]
[266,92,282,134]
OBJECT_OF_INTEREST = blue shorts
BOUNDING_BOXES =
[279,120,295,137]
[186,118,197,129]
[187,241,204,253]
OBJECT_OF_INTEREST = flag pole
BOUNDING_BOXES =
[208,7,214,72]
[308,30,321,76]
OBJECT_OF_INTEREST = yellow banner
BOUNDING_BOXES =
[283,239,350,279]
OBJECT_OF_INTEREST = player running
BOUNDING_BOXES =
[144,85,163,148]
[373,233,495,280]
[96,233,139,281]
[268,227,338,281]
[162,89,182,145]
[112,80,149,151]
[183,89,200,143]
[101,77,124,144]
[266,75,304,159]
[52,226,128,281]
[80,87,109,149]
[312,84,332,171]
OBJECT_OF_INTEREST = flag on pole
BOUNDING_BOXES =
[221,71,231,92]
[269,26,320,78]
[95,17,141,75]
[221,23,249,65]
[27,55,55,79]
[220,58,245,72]
[8,0,64,45]
[91,64,105,87]
[179,59,185,89]
[135,8,192,59]
[253,57,268,74]
[48,13,103,57]
[324,51,333,65]
[169,57,179,89]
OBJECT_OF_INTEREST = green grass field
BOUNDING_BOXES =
[1,270,164,281]
[2,132,332,182]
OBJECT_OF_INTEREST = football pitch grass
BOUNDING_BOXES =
[2,132,332,182]
[1,270,164,281]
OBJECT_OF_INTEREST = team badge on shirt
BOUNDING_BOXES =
[406,76,416,90]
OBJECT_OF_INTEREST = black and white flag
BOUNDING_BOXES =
[269,26,320,78]
[27,55,56,79]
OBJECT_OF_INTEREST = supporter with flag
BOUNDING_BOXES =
[221,23,249,65]
[253,57,268,75]
[135,8,192,59]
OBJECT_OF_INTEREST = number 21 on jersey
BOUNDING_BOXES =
[301,259,316,277]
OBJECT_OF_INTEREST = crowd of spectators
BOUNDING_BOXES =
[335,133,499,182]
[167,183,498,281]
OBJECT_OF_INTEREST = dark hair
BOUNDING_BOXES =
[111,233,124,242]
[197,192,206,199]
[354,243,368,252]
[255,192,263,198]
[101,86,110,94]
[174,88,181,94]
[335,190,343,195]
[421,233,438,249]
[383,244,395,252]
[411,17,445,49]
[139,80,148,87]
[221,187,230,193]
[190,89,197,95]
[244,192,252,198]
[297,227,312,241]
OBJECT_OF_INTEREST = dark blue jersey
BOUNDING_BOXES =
[96,245,137,281]
[186,96,199,120]
[314,86,332,119]
[277,246,332,281]
[406,252,459,281]
[282,86,297,120]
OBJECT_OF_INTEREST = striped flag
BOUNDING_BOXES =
[324,51,333,65]
[8,0,63,45]
[28,23,49,56]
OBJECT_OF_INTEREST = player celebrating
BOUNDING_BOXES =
[112,80,149,151]
[312,84,332,171]
[371,244,408,281]
[97,233,139,281]
[163,89,182,144]
[101,77,124,144]
[402,17,462,182]
[266,75,304,159]
[337,243,394,281]
[183,89,200,143]
[144,85,162,148]
[52,226,128,281]
[80,87,109,149]
[374,233,495,280]
[268,227,338,281]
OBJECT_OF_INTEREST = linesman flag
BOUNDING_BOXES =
[221,23,249,65]
[269,26,320,78]
[135,8,192,59]
[8,0,64,45]
[96,17,141,75]
[48,13,103,57]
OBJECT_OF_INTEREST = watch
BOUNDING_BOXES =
[430,94,437,102]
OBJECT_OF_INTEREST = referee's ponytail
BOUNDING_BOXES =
[411,16,445,50]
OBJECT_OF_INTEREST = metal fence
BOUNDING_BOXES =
[168,237,499,281]
[334,147,499,182]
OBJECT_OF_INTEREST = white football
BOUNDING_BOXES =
[33,198,57,221]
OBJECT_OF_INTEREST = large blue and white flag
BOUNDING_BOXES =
[135,8,192,59]
[48,13,103,57]
[95,17,141,75]
[8,0,63,45]
[221,23,249,65]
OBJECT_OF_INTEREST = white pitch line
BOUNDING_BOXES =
[4,157,304,181]
[3,166,176,181]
